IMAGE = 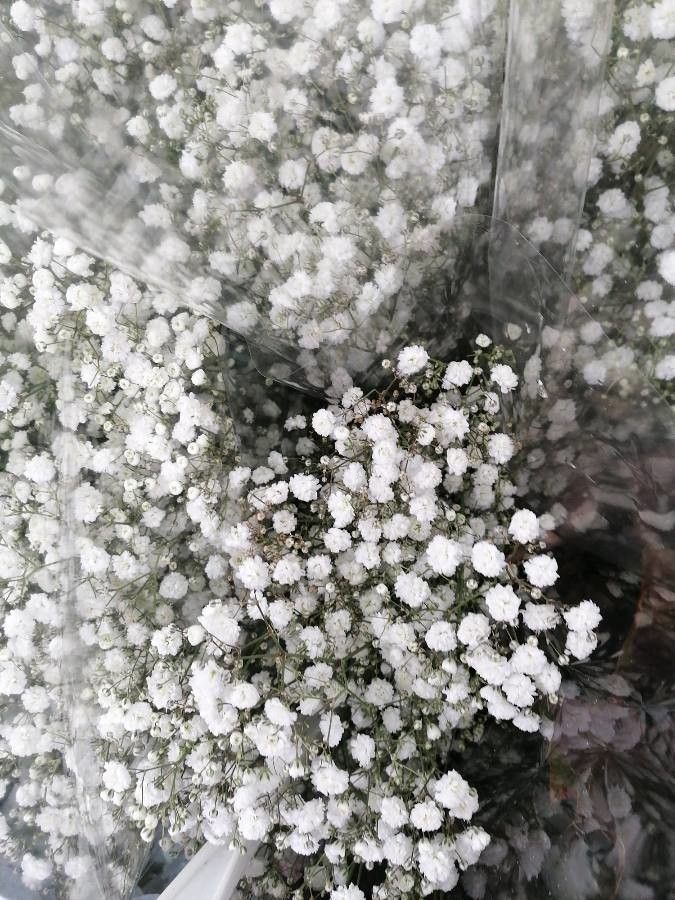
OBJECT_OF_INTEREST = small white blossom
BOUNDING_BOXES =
[471,541,506,578]
[523,555,559,588]
[396,345,429,375]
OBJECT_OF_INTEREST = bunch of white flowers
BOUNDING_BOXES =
[0,220,238,893]
[0,1,670,897]
[2,0,507,369]
[83,342,600,899]
[521,0,675,401]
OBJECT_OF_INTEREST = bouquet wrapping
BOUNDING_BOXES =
[0,0,673,897]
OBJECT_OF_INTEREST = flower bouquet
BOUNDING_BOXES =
[0,0,673,898]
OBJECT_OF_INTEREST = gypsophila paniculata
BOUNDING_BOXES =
[86,343,600,899]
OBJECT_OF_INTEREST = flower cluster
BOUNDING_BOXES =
[84,344,600,899]
[0,222,237,892]
[521,0,675,399]
[0,0,670,897]
[3,0,507,366]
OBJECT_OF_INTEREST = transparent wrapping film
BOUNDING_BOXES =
[480,221,675,898]
[0,1,673,899]
[1,4,511,391]
[493,0,615,277]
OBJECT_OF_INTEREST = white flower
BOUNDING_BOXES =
[409,23,442,66]
[364,678,394,707]
[396,345,429,375]
[442,360,473,388]
[417,840,458,888]
[563,600,602,632]
[199,604,241,645]
[583,361,607,388]
[10,1,37,31]
[299,625,326,659]
[226,681,260,709]
[0,377,20,412]
[470,541,506,577]
[320,712,345,747]
[457,613,491,648]
[426,535,462,576]
[410,800,443,832]
[158,572,189,600]
[354,541,380,570]
[485,585,520,622]
[312,409,336,437]
[265,698,297,728]
[307,554,332,580]
[21,854,52,888]
[523,554,558,588]
[72,483,104,523]
[235,555,271,591]
[657,249,675,286]
[327,489,355,527]
[268,0,303,23]
[238,807,272,841]
[655,77,675,113]
[522,602,560,632]
[502,672,536,707]
[273,553,304,585]
[446,447,469,476]
[487,433,514,464]
[380,796,409,830]
[490,364,518,393]
[362,414,397,443]
[151,625,182,657]
[394,572,431,608]
[650,0,675,39]
[273,509,297,534]
[248,111,277,142]
[382,832,413,865]
[23,453,56,484]
[149,73,177,100]
[535,663,562,695]
[565,629,598,660]
[312,761,349,796]
[606,121,641,159]
[433,770,478,820]
[331,887,366,900]
[123,702,154,733]
[598,188,632,219]
[102,761,132,792]
[324,527,352,553]
[369,77,404,118]
[289,473,320,502]
[432,406,470,443]
[508,509,540,544]
[510,644,547,676]
[425,621,457,652]
[454,826,491,867]
[349,733,376,768]
[0,661,27,695]
[655,356,675,380]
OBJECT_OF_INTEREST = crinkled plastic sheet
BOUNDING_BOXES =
[1,1,674,899]
[0,0,510,392]
[493,0,615,277]
[0,242,146,897]
[0,5,507,894]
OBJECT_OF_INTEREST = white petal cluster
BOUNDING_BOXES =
[0,0,669,892]
[69,343,595,898]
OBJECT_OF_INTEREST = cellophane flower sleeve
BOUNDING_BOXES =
[0,227,151,895]
[0,0,673,898]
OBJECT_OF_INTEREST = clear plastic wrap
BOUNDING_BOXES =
[0,0,673,898]
[493,0,615,277]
